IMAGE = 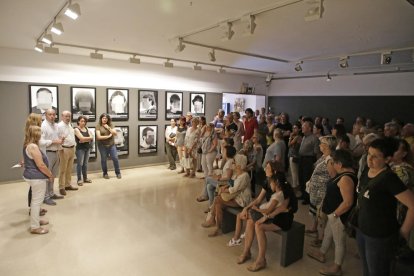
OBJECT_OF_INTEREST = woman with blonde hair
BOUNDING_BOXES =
[183,117,200,177]
[23,126,54,234]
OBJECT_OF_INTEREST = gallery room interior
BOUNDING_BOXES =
[0,0,413,275]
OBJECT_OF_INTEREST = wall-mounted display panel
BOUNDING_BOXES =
[107,88,129,121]
[114,126,129,156]
[190,93,205,116]
[71,87,96,122]
[29,85,59,121]
[138,90,158,120]
[138,125,157,154]
[165,91,183,120]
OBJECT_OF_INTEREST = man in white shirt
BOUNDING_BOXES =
[165,119,178,170]
[41,109,64,205]
[57,111,78,196]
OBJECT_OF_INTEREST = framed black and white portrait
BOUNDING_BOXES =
[138,90,158,120]
[138,125,157,154]
[88,127,97,158]
[165,91,183,120]
[190,93,205,115]
[107,88,129,121]
[71,87,96,122]
[29,85,59,121]
[114,126,129,156]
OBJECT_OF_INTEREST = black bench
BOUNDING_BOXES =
[222,207,305,267]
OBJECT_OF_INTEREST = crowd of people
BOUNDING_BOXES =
[164,108,414,275]
[22,106,414,275]
[22,110,122,235]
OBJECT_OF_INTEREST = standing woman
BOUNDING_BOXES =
[307,149,358,276]
[23,126,54,234]
[233,112,245,151]
[357,138,414,276]
[307,135,337,247]
[74,115,93,185]
[199,123,218,181]
[183,117,200,177]
[175,117,187,174]
[96,113,121,179]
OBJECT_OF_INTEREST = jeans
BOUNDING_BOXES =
[76,148,90,181]
[205,177,219,206]
[25,179,47,229]
[98,144,121,176]
[320,214,346,266]
[356,229,397,276]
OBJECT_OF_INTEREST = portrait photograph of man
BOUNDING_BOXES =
[138,90,158,120]
[114,126,129,156]
[165,91,182,119]
[190,93,205,115]
[29,85,58,120]
[71,87,96,121]
[138,125,157,154]
[107,88,129,121]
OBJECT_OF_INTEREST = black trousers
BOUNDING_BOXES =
[298,156,316,201]
[165,143,178,168]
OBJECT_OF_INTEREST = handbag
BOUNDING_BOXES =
[220,192,239,202]
[249,209,264,222]
[344,205,359,238]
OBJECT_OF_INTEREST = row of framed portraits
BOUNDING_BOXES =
[74,125,162,159]
[29,85,206,122]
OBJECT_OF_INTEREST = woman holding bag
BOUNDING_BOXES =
[203,154,252,237]
[183,117,200,177]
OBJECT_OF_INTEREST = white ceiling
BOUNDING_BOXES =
[0,0,414,77]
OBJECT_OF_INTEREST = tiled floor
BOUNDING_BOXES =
[0,165,362,275]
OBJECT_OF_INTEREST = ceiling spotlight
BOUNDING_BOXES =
[129,55,140,64]
[34,42,44,53]
[241,14,256,35]
[193,63,202,71]
[339,56,349,68]
[65,2,81,20]
[305,0,323,21]
[209,49,216,62]
[381,51,392,65]
[326,73,332,82]
[295,61,303,72]
[90,50,103,59]
[217,67,226,73]
[219,21,235,40]
[265,74,273,82]
[41,33,53,45]
[44,46,59,54]
[164,59,174,68]
[51,22,64,35]
[175,38,186,53]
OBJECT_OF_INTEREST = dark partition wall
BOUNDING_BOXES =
[268,96,414,131]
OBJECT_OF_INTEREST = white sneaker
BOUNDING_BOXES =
[227,238,242,247]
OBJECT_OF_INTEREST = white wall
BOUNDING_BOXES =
[222,93,266,115]
[0,47,266,94]
[268,72,414,96]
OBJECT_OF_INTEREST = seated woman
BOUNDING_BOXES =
[203,154,252,237]
[307,149,358,276]
[201,145,236,207]
[239,171,296,272]
[227,160,283,247]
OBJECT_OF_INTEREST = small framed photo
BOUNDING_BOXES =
[190,93,206,115]
[165,91,183,120]
[107,88,129,121]
[29,85,59,121]
[88,127,97,158]
[114,126,129,156]
[138,90,158,120]
[71,87,96,122]
[138,125,157,154]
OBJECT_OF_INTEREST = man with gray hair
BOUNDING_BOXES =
[57,111,78,196]
[384,122,400,138]
[41,109,64,205]
[402,123,414,153]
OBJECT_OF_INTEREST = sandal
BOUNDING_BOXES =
[30,227,49,235]
[247,259,267,272]
[237,253,251,264]
[307,250,326,263]
[201,220,215,228]
[208,228,222,237]
[196,196,208,202]
[40,220,49,226]
[227,238,242,247]
[319,266,342,276]
[189,173,196,178]
[310,239,323,248]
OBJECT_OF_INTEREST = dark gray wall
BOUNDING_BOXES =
[268,96,414,131]
[0,81,222,183]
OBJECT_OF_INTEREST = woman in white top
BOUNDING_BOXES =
[183,117,200,177]
[206,154,252,237]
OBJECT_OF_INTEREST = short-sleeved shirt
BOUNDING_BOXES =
[358,169,407,238]
[96,124,114,147]
[244,118,258,142]
[299,133,319,157]
[262,140,286,170]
